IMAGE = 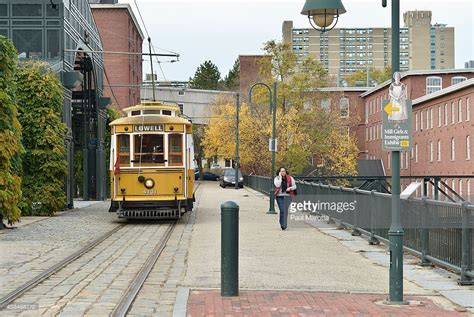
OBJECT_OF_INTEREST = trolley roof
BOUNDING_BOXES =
[109,101,191,127]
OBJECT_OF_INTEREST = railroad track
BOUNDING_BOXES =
[0,224,125,310]
[111,222,176,317]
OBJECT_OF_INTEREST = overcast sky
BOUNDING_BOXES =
[119,0,473,81]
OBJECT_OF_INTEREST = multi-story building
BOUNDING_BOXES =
[283,10,454,79]
[0,0,109,205]
[91,0,144,109]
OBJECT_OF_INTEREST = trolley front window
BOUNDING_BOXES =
[168,134,183,165]
[117,135,130,166]
[134,134,165,165]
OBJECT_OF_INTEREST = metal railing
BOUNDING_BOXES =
[244,175,474,284]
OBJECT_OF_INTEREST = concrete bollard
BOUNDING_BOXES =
[221,201,239,296]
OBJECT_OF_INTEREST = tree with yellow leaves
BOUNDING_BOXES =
[203,40,359,177]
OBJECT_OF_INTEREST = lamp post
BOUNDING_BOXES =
[235,93,240,190]
[249,82,278,214]
[302,0,405,304]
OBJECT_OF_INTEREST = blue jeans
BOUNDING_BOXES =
[276,195,291,228]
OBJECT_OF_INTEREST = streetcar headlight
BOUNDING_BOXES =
[144,178,155,189]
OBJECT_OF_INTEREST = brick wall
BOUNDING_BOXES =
[92,7,143,110]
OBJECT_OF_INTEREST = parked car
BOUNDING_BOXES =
[220,168,244,188]
[210,164,221,170]
[194,170,220,181]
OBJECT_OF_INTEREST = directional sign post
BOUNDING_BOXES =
[382,99,413,151]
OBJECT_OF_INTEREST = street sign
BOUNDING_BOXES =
[269,138,278,152]
[382,75,413,151]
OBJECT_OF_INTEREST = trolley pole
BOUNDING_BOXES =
[235,93,240,190]
[387,0,405,304]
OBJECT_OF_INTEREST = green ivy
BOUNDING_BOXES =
[0,36,23,225]
[16,61,67,216]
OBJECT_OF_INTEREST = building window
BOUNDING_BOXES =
[430,108,433,129]
[451,76,467,85]
[12,29,43,59]
[415,112,418,131]
[426,76,442,94]
[12,4,42,17]
[405,151,408,169]
[467,98,471,122]
[451,137,455,161]
[444,103,448,126]
[429,141,433,162]
[468,180,471,200]
[458,99,463,122]
[46,29,60,59]
[178,103,184,114]
[438,105,442,127]
[178,90,185,96]
[451,102,455,124]
[387,153,391,169]
[437,140,441,161]
[415,144,418,163]
[339,97,349,118]
[365,127,368,141]
[420,111,424,130]
[467,136,471,160]
[426,109,429,129]
[321,99,331,110]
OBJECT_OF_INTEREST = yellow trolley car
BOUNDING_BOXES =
[109,101,195,219]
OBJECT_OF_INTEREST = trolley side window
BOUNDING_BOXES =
[117,135,130,166]
[168,134,183,165]
[134,134,165,165]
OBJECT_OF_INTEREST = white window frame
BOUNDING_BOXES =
[451,76,467,85]
[451,137,456,161]
[467,98,471,122]
[415,143,418,163]
[430,108,433,129]
[339,97,350,118]
[415,112,419,131]
[458,99,463,123]
[444,103,448,126]
[467,135,471,160]
[451,102,455,124]
[437,140,441,161]
[429,141,433,162]
[438,105,441,127]
[426,109,430,129]
[426,76,442,94]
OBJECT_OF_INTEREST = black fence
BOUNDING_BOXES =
[244,175,474,284]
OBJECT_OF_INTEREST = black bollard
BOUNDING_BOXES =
[221,201,239,296]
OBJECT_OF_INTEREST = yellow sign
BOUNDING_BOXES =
[400,140,410,147]
[384,102,400,117]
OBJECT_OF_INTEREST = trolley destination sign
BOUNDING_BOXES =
[133,125,164,132]
[382,73,413,151]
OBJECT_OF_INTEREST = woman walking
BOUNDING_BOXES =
[274,167,296,230]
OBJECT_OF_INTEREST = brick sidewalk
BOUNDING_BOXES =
[186,290,469,316]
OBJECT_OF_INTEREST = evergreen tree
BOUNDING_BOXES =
[223,59,240,91]
[189,60,221,90]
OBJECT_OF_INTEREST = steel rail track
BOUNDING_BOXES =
[111,222,176,317]
[0,224,125,310]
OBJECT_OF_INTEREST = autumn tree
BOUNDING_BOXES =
[189,60,221,90]
[0,36,22,226]
[203,40,359,177]
[345,66,392,87]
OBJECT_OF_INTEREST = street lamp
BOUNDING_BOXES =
[301,0,346,32]
[249,82,278,215]
[302,0,406,305]
[234,93,240,190]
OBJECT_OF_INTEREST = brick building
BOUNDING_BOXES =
[91,2,144,109]
[238,55,271,100]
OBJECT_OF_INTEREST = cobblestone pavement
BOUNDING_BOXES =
[187,290,470,316]
[3,222,171,316]
[0,185,202,317]
[0,202,120,300]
